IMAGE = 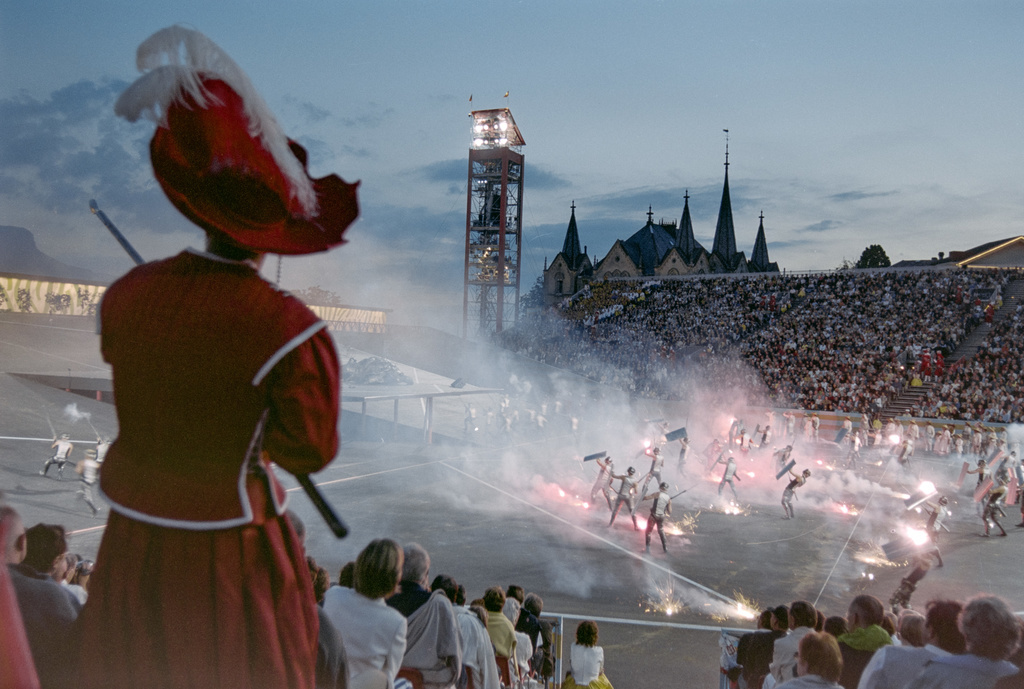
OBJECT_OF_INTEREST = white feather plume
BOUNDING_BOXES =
[114,25,317,217]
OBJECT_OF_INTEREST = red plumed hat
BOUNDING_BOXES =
[115,26,359,255]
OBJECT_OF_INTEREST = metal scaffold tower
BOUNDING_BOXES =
[463,108,524,338]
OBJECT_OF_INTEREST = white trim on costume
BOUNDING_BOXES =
[252,320,326,386]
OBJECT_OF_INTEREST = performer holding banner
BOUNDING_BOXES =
[75,26,359,689]
[587,453,615,510]
[781,467,811,520]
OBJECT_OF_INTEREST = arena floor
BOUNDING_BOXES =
[2,313,1021,688]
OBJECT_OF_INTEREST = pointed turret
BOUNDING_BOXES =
[560,201,583,270]
[712,146,738,267]
[676,190,703,262]
[750,211,771,272]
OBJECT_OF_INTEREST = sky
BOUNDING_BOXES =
[2,1,1022,333]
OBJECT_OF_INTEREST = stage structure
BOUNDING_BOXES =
[463,108,524,338]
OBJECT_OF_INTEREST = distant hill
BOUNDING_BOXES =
[0,225,109,282]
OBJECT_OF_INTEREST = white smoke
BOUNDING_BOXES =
[63,403,91,423]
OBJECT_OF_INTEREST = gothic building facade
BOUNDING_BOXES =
[542,159,779,306]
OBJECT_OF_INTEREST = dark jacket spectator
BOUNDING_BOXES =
[387,543,432,618]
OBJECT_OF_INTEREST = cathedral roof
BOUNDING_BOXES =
[621,209,677,275]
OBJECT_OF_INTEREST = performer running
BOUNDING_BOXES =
[923,496,950,567]
[589,455,615,510]
[888,550,938,614]
[608,467,639,530]
[41,433,73,479]
[641,482,672,554]
[781,468,811,520]
[715,450,740,501]
[982,477,1009,537]
[76,448,102,517]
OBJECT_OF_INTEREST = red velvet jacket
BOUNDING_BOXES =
[99,249,339,528]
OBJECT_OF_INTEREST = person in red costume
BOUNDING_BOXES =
[75,26,359,689]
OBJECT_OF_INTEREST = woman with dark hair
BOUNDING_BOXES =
[323,539,407,688]
[564,620,613,689]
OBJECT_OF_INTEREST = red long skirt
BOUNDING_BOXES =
[76,485,318,689]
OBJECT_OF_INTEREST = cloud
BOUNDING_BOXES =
[586,185,702,217]
[417,159,466,184]
[527,166,571,191]
[796,219,842,234]
[339,103,395,129]
[828,189,899,203]
[0,79,172,221]
[298,100,332,124]
[415,158,571,192]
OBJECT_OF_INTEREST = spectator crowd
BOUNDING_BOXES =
[7,498,1024,689]
[731,592,1023,689]
[498,268,1022,422]
[2,501,564,689]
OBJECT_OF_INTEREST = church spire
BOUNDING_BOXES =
[751,210,771,272]
[712,133,737,266]
[677,190,700,262]
[560,201,583,270]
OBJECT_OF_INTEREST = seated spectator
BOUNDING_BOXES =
[509,585,542,653]
[308,556,331,605]
[777,631,843,688]
[5,519,78,689]
[453,598,500,689]
[404,578,463,689]
[501,592,533,679]
[837,595,891,689]
[387,543,432,618]
[523,592,554,681]
[1,503,41,689]
[824,617,849,639]
[897,611,926,648]
[22,524,79,612]
[338,561,355,588]
[907,595,1020,689]
[564,620,613,689]
[288,510,348,689]
[858,599,964,689]
[323,539,407,689]
[880,612,898,644]
[482,586,517,660]
[772,601,818,685]
[737,608,785,689]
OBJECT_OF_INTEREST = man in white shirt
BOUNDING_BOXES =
[857,599,965,689]
[770,601,818,685]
